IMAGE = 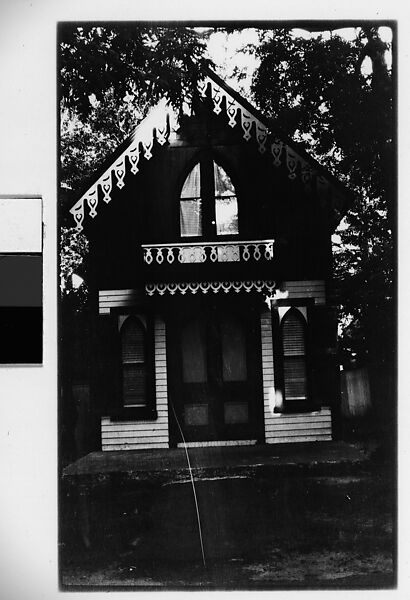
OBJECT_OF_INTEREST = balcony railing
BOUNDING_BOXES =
[142,239,274,265]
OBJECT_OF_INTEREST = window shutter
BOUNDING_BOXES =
[122,322,145,362]
[283,314,305,355]
[97,316,122,414]
[123,364,146,406]
[121,318,147,406]
[283,312,307,402]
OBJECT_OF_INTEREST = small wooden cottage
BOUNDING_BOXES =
[68,68,351,451]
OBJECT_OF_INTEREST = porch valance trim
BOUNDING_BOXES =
[145,280,276,296]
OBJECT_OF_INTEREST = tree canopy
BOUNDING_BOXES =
[60,24,211,120]
[242,26,394,372]
[249,27,393,213]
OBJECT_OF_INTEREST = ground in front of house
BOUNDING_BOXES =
[60,459,395,590]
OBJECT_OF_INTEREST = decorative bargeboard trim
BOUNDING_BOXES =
[70,99,170,231]
[199,76,312,175]
[145,280,276,296]
[198,75,344,221]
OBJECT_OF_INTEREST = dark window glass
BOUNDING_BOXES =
[181,318,207,383]
[220,315,247,381]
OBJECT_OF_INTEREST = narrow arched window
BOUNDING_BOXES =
[213,162,238,235]
[180,163,202,237]
[282,310,307,403]
[120,316,147,407]
[179,159,239,238]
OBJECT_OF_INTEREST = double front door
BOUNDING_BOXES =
[167,296,264,444]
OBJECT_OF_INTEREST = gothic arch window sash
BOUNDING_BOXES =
[179,157,239,239]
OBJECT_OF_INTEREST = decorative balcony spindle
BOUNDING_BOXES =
[264,242,274,260]
[144,247,153,264]
[156,248,164,264]
[253,244,261,261]
[142,239,274,266]
[210,246,218,262]
[242,245,251,261]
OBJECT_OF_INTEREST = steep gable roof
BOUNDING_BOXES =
[69,68,353,232]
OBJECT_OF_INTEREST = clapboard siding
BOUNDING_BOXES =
[265,421,331,432]
[103,443,169,451]
[102,433,169,444]
[265,408,332,443]
[264,407,331,422]
[280,280,326,304]
[98,289,145,314]
[268,434,332,444]
[261,306,276,435]
[102,422,169,433]
[178,440,257,448]
[101,316,170,450]
[264,418,331,429]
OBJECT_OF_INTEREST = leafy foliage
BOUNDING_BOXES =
[251,28,393,194]
[60,90,141,202]
[248,27,394,369]
[60,227,89,310]
[60,24,211,120]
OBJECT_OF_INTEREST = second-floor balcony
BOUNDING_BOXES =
[142,239,275,266]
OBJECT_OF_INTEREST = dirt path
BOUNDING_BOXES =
[60,470,395,589]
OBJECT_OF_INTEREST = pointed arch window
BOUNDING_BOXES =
[281,309,308,405]
[179,159,239,238]
[120,316,147,407]
[180,163,202,237]
[214,162,239,235]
